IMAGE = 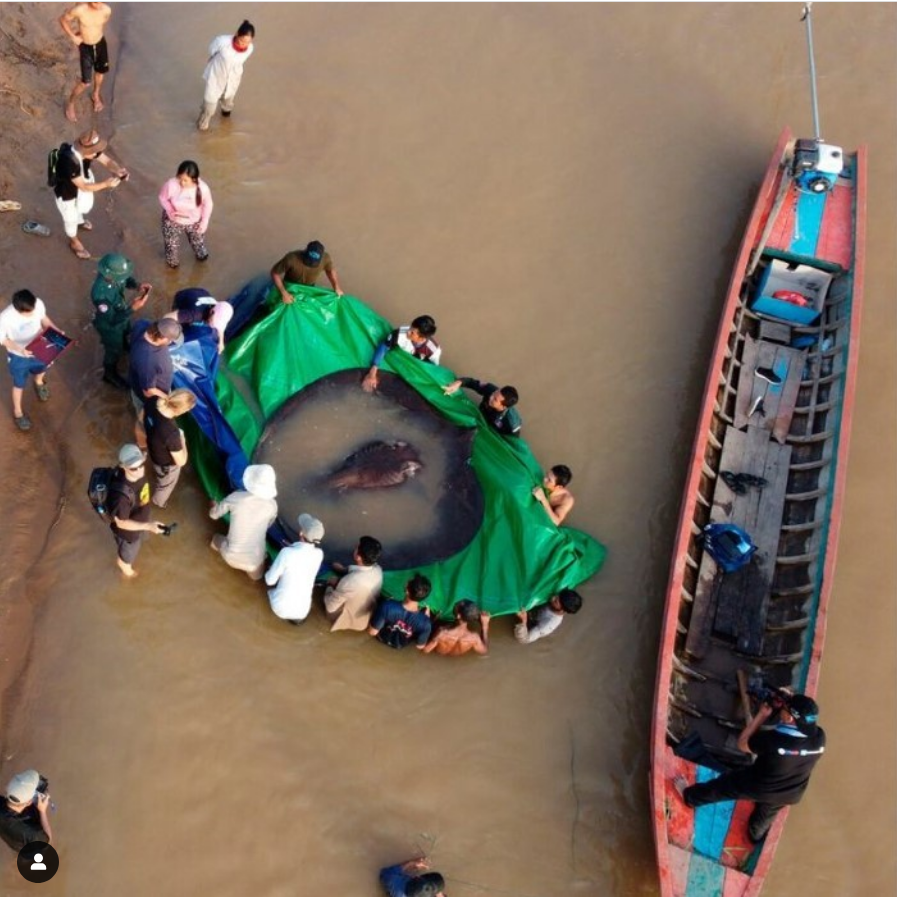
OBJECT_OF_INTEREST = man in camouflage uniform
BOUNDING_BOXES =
[90,253,152,388]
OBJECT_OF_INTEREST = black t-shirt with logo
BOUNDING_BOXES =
[108,470,152,542]
[145,401,184,468]
[735,724,827,804]
[0,801,48,852]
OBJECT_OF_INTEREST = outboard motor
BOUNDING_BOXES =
[792,138,843,193]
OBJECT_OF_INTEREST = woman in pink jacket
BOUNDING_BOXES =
[158,160,214,268]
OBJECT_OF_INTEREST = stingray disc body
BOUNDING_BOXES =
[326,440,424,490]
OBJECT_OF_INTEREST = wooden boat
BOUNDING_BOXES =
[649,124,866,896]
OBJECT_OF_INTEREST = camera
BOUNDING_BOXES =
[747,682,789,712]
[159,523,178,537]
[36,775,49,795]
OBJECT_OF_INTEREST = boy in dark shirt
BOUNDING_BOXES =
[442,377,522,436]
[368,574,433,650]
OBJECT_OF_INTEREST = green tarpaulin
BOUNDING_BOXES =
[191,282,606,618]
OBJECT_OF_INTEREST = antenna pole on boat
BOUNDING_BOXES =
[801,2,822,141]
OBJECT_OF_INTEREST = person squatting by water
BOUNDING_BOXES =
[144,389,197,510]
[443,377,522,436]
[514,589,583,644]
[323,535,383,632]
[90,253,151,389]
[270,240,344,302]
[0,769,53,852]
[52,130,127,260]
[675,692,826,843]
[362,315,441,393]
[158,161,213,268]
[209,464,278,581]
[532,464,575,526]
[423,600,490,656]
[59,1,112,121]
[265,513,325,624]
[198,20,256,131]
[108,443,172,578]
[0,290,62,432]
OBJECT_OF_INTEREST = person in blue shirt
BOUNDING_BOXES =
[368,574,433,650]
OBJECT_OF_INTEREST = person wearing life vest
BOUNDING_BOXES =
[676,692,826,842]
[90,253,151,389]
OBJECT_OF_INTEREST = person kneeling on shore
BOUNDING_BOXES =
[0,769,53,852]
[423,599,490,656]
[209,464,278,581]
[265,513,325,624]
[109,444,171,578]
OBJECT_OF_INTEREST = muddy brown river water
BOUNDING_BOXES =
[0,4,894,895]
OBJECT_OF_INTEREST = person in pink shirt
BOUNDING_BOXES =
[158,160,214,269]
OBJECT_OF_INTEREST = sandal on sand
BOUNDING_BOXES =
[71,245,91,260]
[34,381,50,402]
[0,200,22,212]
[14,414,32,432]
[22,220,51,237]
[79,219,93,231]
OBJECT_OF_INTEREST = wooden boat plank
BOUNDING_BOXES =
[666,753,697,849]
[815,175,854,270]
[668,844,694,896]
[686,851,728,895]
[733,337,807,442]
[720,799,759,869]
[684,427,791,658]
[693,767,734,859]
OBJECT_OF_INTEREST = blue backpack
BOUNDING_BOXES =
[702,523,757,574]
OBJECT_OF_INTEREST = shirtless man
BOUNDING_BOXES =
[532,464,575,525]
[423,600,490,656]
[59,2,112,121]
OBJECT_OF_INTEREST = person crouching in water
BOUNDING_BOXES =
[209,464,278,581]
[423,600,490,656]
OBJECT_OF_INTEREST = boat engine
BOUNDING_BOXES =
[792,138,843,193]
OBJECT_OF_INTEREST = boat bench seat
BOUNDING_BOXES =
[734,336,807,444]
[685,424,792,659]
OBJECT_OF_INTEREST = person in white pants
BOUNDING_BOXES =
[198,20,255,131]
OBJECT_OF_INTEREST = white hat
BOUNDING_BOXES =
[297,513,324,543]
[242,464,277,500]
[6,769,40,804]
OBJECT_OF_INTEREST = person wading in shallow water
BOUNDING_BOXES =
[443,377,522,437]
[59,2,112,121]
[270,240,344,303]
[423,600,491,656]
[361,315,441,393]
[379,857,446,897]
[158,161,214,269]
[532,464,576,525]
[198,20,256,131]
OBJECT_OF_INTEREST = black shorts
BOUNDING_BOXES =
[79,37,110,83]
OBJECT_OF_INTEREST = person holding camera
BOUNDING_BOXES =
[0,769,53,852]
[675,691,826,843]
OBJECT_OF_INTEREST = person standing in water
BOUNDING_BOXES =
[59,2,112,121]
[158,161,214,268]
[197,21,256,131]
[532,464,576,525]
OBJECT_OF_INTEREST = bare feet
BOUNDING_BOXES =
[117,559,138,578]
[70,242,91,260]
[65,101,77,122]
[92,94,104,112]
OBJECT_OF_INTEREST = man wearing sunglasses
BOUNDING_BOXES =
[108,444,171,578]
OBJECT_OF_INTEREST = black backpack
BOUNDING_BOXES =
[88,467,134,521]
[47,142,73,189]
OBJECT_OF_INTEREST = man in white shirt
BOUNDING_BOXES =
[209,464,277,580]
[0,290,63,432]
[198,21,255,131]
[514,589,582,645]
[265,514,325,624]
[323,535,383,632]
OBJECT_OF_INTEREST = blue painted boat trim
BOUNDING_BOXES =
[791,189,827,256]
[693,766,735,861]
[686,850,727,896]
